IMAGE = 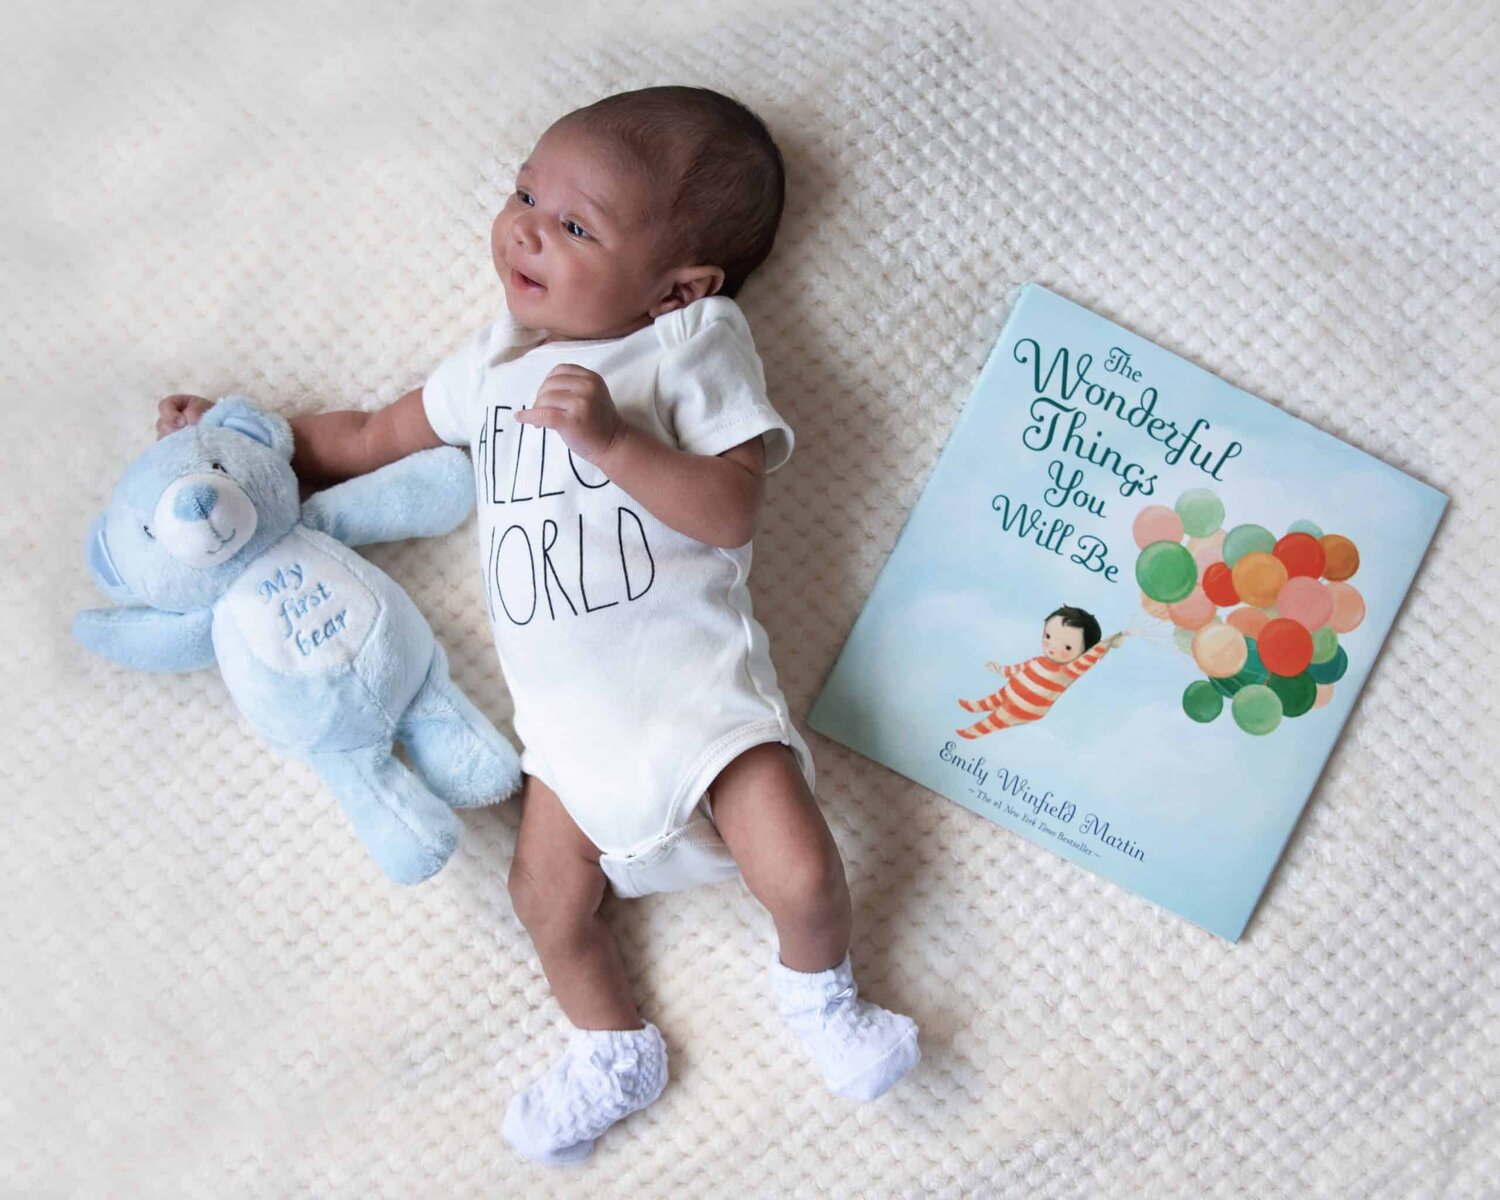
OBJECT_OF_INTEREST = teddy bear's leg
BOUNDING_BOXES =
[305,742,462,885]
[396,644,522,809]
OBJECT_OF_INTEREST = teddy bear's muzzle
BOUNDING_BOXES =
[153,472,259,568]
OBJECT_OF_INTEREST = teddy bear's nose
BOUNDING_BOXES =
[172,481,219,521]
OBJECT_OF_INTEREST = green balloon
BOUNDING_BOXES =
[1307,645,1348,684]
[1288,519,1323,538]
[1183,680,1224,723]
[1241,638,1268,683]
[1222,523,1276,567]
[1173,626,1196,655]
[1136,540,1198,603]
[1213,638,1269,697]
[1232,684,1284,735]
[1268,671,1317,718]
[1175,489,1225,538]
[1310,626,1339,664]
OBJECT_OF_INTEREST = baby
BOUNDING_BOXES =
[957,606,1125,738]
[158,86,919,1164]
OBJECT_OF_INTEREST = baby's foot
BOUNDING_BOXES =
[769,953,919,1101]
[502,1023,668,1165]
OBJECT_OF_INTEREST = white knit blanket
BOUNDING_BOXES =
[4,1,1496,1195]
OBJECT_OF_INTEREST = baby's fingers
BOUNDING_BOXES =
[156,393,213,439]
[513,405,564,429]
[544,362,601,382]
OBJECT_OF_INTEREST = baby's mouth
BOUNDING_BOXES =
[511,267,547,293]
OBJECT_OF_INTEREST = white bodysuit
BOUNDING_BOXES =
[423,295,816,896]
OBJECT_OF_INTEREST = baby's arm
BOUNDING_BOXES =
[597,426,765,550]
[157,389,444,486]
[515,364,765,549]
[289,389,445,486]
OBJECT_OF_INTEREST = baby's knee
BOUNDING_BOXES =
[508,849,602,939]
[755,841,849,921]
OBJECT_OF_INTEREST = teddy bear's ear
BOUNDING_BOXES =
[202,394,295,461]
[84,513,135,603]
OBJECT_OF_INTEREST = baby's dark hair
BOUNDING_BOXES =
[1045,605,1102,652]
[555,86,785,298]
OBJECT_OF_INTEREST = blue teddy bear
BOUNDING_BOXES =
[73,395,521,885]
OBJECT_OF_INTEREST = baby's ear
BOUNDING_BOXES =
[202,394,294,461]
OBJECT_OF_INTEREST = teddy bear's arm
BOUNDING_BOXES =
[299,447,474,548]
[73,606,216,673]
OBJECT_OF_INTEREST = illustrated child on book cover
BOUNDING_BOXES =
[957,605,1125,738]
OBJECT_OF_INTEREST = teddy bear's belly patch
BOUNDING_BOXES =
[219,532,379,675]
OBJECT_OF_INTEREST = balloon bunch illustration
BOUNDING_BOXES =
[1133,489,1364,736]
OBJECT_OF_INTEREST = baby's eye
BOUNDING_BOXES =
[210,461,227,473]
[563,219,590,239]
[142,524,155,540]
[515,189,535,206]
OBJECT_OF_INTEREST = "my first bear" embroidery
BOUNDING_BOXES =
[223,530,378,674]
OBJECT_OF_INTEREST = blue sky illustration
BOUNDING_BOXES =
[810,286,1446,940]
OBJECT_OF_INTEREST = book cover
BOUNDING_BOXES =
[808,284,1447,940]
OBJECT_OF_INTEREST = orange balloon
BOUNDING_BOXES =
[1231,551,1288,608]
[1226,606,1270,639]
[1192,620,1249,678]
[1327,581,1366,633]
[1169,587,1217,630]
[1320,534,1360,581]
[1140,591,1170,619]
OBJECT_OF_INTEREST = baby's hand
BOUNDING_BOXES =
[156,393,214,439]
[985,661,1003,674]
[1107,631,1126,649]
[515,365,623,465]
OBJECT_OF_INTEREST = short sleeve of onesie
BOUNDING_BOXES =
[654,296,794,473]
[422,309,541,447]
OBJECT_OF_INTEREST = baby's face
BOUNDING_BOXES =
[492,123,676,341]
[1042,616,1085,663]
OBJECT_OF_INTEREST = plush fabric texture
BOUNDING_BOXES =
[72,399,522,885]
[300,443,475,548]
[5,0,1497,1196]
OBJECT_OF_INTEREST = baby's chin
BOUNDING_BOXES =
[501,278,551,326]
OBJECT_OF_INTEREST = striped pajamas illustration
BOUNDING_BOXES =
[956,606,1123,739]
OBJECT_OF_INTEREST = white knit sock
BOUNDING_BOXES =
[769,952,920,1101]
[501,1022,668,1165]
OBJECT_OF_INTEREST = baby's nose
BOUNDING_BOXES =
[512,212,542,250]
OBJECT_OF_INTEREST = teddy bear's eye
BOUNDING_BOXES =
[142,524,155,540]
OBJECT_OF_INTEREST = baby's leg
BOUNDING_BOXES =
[508,774,639,1030]
[958,685,1007,712]
[956,705,1021,739]
[709,741,919,1102]
[707,742,851,972]
[503,773,666,1164]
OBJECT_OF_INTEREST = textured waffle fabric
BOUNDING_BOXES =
[5,0,1497,1195]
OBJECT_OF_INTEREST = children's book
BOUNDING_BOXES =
[808,284,1446,940]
